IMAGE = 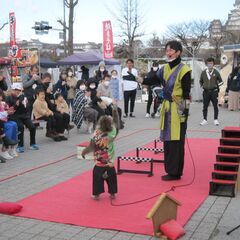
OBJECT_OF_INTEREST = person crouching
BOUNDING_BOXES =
[82,104,120,200]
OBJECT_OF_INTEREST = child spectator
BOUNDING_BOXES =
[55,92,69,114]
[55,93,73,131]
[82,104,120,200]
[0,90,18,160]
[109,70,122,104]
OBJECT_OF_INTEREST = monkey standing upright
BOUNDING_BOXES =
[82,104,120,200]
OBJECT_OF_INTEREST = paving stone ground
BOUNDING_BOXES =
[0,101,239,240]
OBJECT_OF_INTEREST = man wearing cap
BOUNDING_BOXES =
[6,83,39,153]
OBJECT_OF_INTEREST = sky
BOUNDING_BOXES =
[0,0,236,45]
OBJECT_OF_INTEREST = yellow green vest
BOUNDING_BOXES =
[159,63,191,141]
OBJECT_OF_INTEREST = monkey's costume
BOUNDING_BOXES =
[82,105,119,196]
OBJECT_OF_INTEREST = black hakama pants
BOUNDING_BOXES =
[163,123,187,177]
[92,165,118,195]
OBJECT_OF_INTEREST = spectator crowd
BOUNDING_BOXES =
[0,55,239,164]
[0,61,127,162]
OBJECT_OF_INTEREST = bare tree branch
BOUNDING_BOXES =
[64,0,70,8]
[166,20,209,56]
[0,22,8,31]
[73,0,79,7]
[57,19,69,30]
[106,0,145,58]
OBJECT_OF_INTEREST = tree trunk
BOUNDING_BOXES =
[128,41,134,59]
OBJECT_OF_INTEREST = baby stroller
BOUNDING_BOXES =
[150,85,164,118]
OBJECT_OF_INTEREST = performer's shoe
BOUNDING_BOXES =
[53,136,62,142]
[123,114,128,118]
[129,113,135,118]
[59,136,68,141]
[161,174,181,181]
[109,194,116,199]
[91,194,100,200]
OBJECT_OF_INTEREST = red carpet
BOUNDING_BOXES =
[15,138,218,236]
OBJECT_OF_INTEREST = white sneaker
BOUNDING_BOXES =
[214,119,219,126]
[200,119,208,126]
[1,151,13,160]
[155,112,160,117]
[145,113,150,118]
[8,147,18,157]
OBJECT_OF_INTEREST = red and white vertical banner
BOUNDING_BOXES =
[103,20,114,59]
[9,12,16,47]
[9,12,21,58]
[9,12,20,77]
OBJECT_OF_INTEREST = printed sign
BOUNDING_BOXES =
[9,12,16,47]
[103,20,114,59]
[9,12,21,59]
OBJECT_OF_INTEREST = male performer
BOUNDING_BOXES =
[158,41,191,181]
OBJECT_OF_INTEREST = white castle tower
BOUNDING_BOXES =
[234,0,240,7]
[225,0,240,32]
